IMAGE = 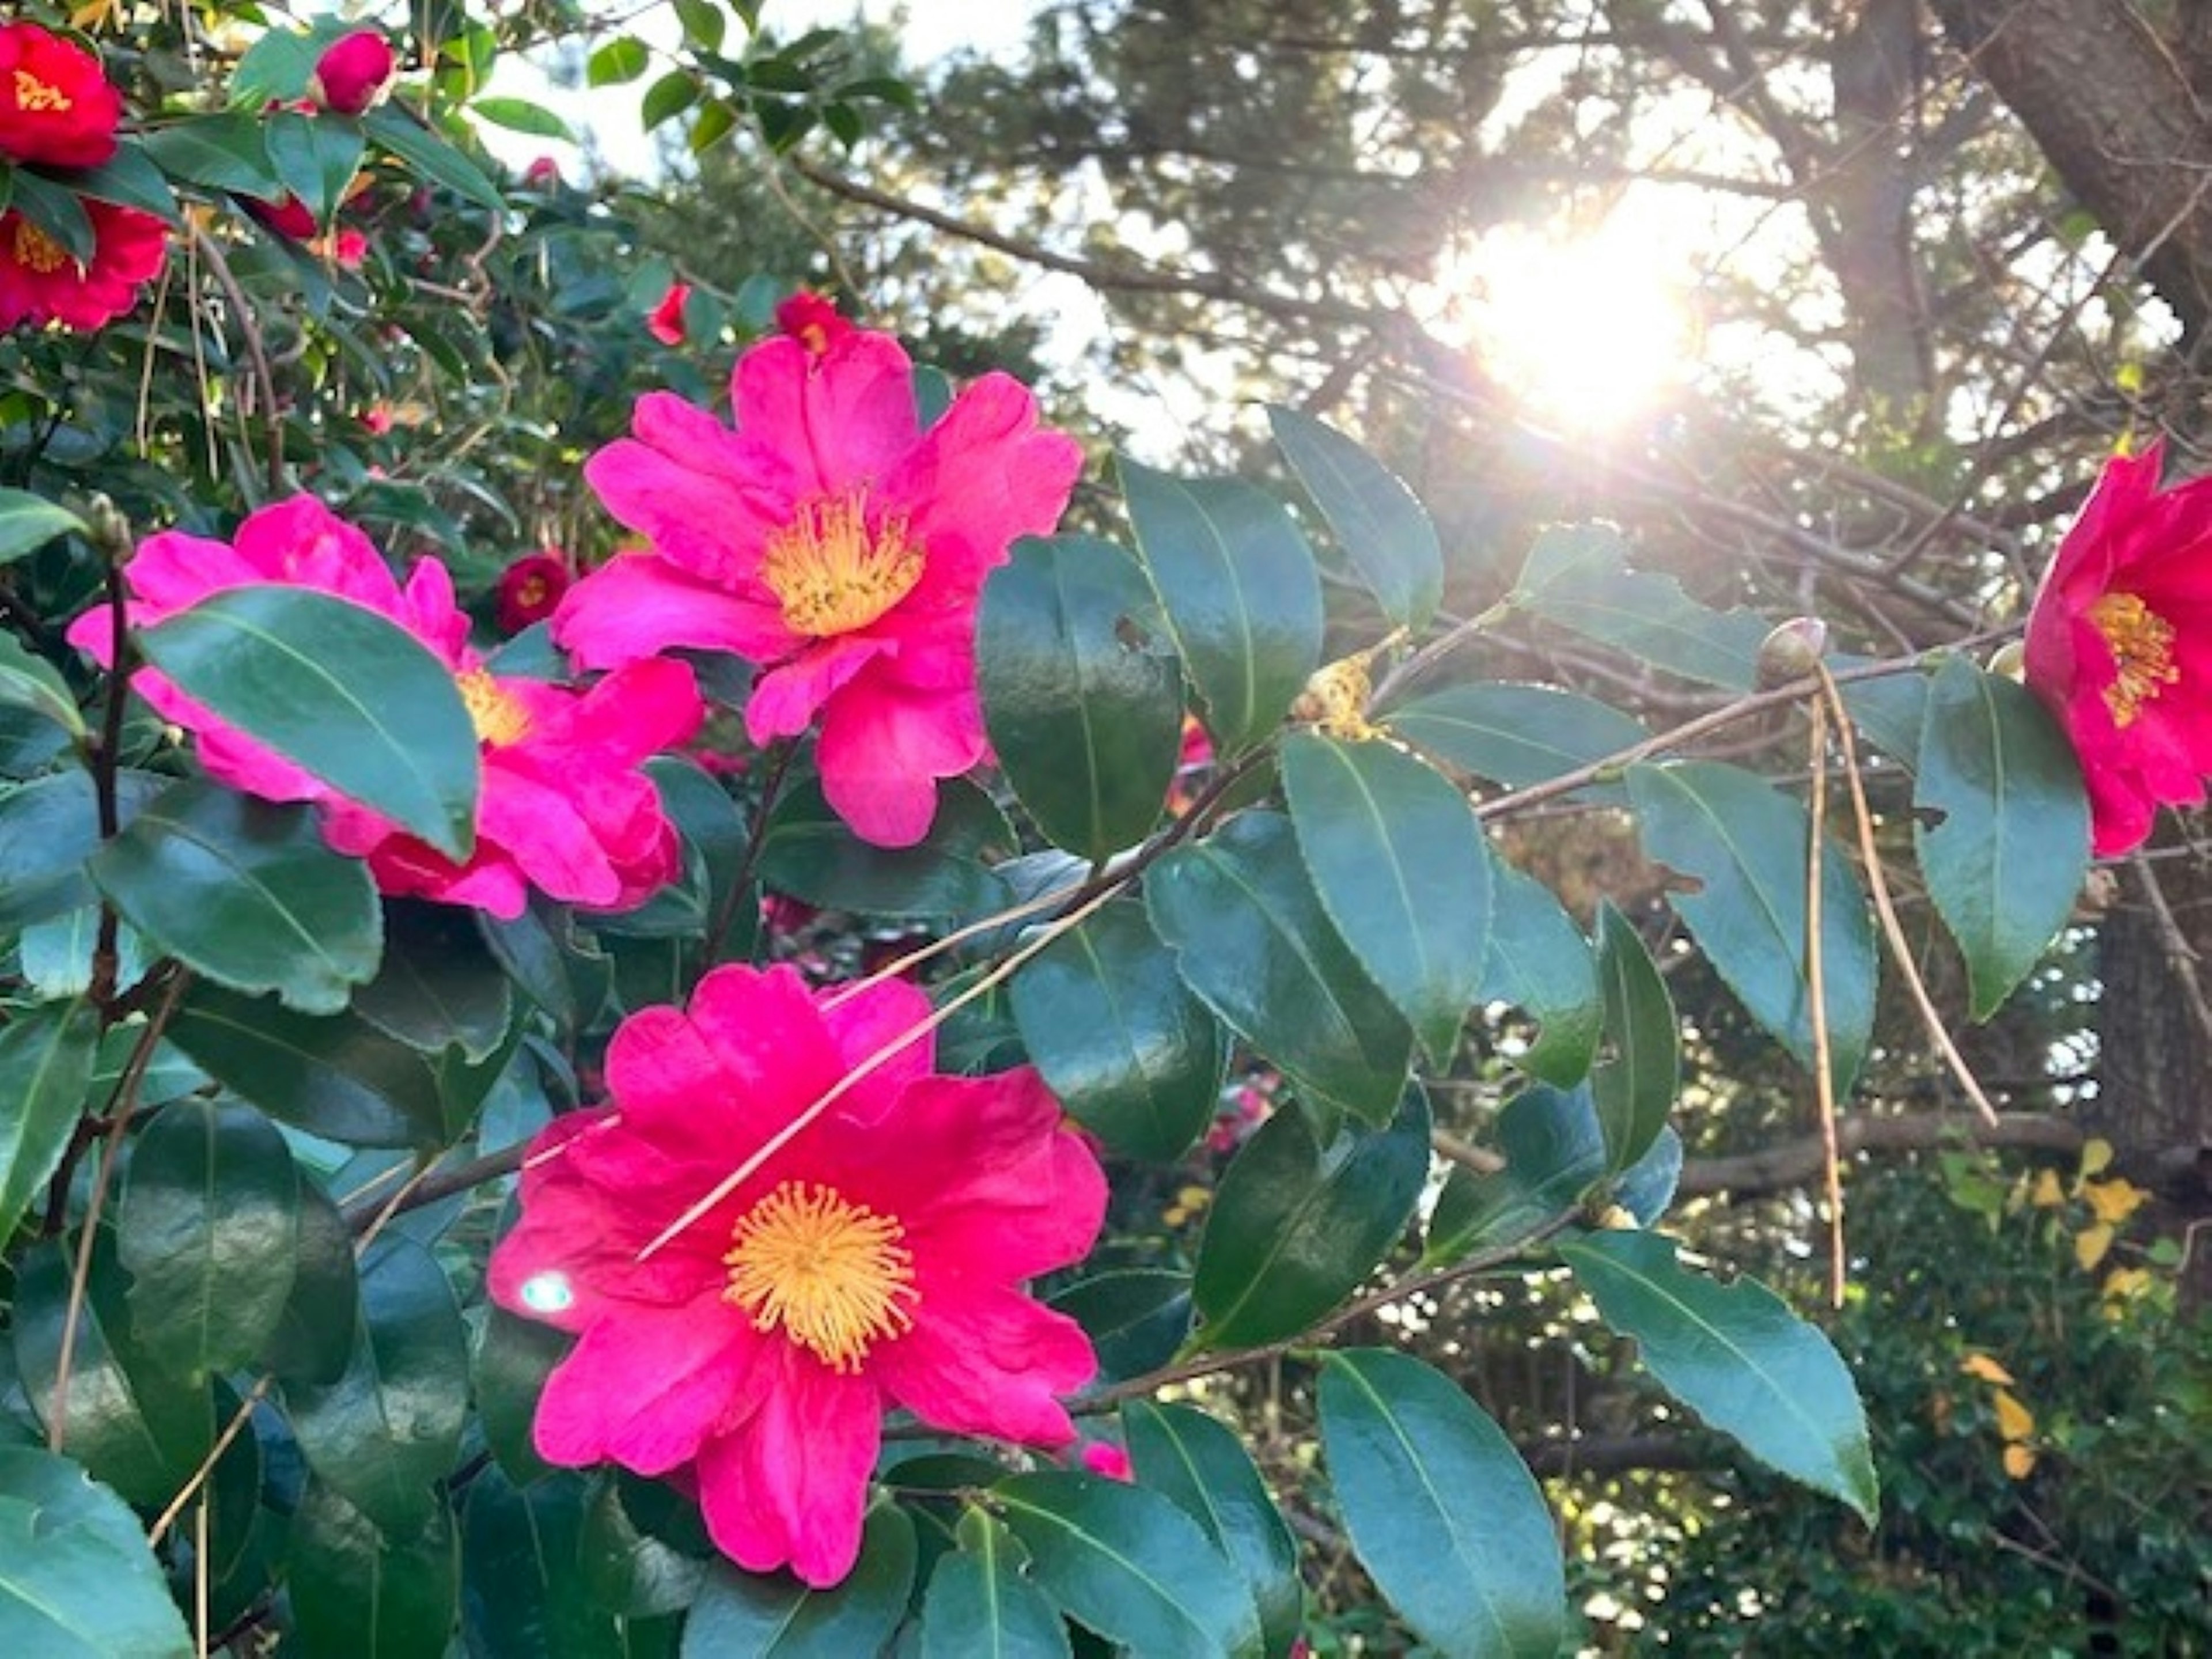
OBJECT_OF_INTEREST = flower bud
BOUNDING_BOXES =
[1755,615,1829,688]
[309,31,395,117]
[1987,640,2026,682]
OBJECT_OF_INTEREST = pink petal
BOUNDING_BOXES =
[743,634,888,744]
[539,657,704,761]
[882,373,1084,590]
[813,672,988,846]
[734,331,920,493]
[874,1278,1093,1448]
[554,554,797,673]
[533,1294,762,1475]
[696,1351,881,1588]
[584,396,794,587]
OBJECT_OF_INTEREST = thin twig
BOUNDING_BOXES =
[1804,690,1846,1310]
[146,1377,271,1548]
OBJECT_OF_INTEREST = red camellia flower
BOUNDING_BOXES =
[244,192,320,241]
[556,296,1084,846]
[0,201,166,332]
[2024,444,2212,855]
[309,29,395,116]
[495,550,571,632]
[487,964,1105,1586]
[0,22,122,169]
[645,280,690,346]
[67,497,704,917]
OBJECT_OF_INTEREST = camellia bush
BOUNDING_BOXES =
[0,5,2198,1656]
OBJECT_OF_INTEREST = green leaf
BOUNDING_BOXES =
[285,1235,469,1535]
[1267,406,1442,630]
[289,1478,460,1659]
[1589,902,1676,1173]
[1839,662,1928,766]
[1147,812,1411,1126]
[462,1467,630,1658]
[1118,459,1323,755]
[0,770,167,932]
[117,1097,300,1381]
[680,1502,916,1657]
[227,26,320,108]
[138,586,480,861]
[141,113,284,199]
[89,781,382,1015]
[588,36,652,85]
[264,108,366,224]
[1558,1230,1878,1523]
[361,106,507,213]
[0,489,85,566]
[0,1447,194,1658]
[1914,657,2089,1018]
[1484,863,1602,1088]
[995,1471,1263,1658]
[1192,1084,1430,1351]
[1627,761,1876,1093]
[1047,1270,1191,1384]
[473,96,578,141]
[1514,525,1768,690]
[9,171,91,263]
[1123,1403,1301,1657]
[759,776,1013,921]
[1320,1350,1565,1658]
[1424,1084,1601,1264]
[59,145,181,224]
[262,1177,360,1387]
[1008,901,1226,1161]
[353,900,512,1060]
[474,1305,568,1487]
[1282,732,1491,1062]
[979,535,1183,860]
[921,1511,1072,1659]
[166,983,445,1147]
[1386,682,1649,799]
[0,999,96,1247]
[641,70,702,131]
[0,632,84,739]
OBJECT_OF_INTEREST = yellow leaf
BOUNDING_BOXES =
[1993,1389,2035,1441]
[2079,1138,2115,1179]
[1960,1352,2016,1386]
[2084,1177,2147,1226]
[2075,1223,2115,1271]
[2028,1168,2066,1209]
[2002,1444,2037,1480]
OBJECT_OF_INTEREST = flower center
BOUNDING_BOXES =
[758,490,925,638]
[12,219,70,276]
[13,71,72,114]
[2087,590,2180,728]
[722,1180,917,1373]
[454,667,531,747]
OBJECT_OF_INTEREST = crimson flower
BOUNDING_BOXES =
[556,297,1084,845]
[646,280,690,346]
[67,497,704,917]
[0,23,120,169]
[495,550,571,632]
[2024,444,2212,855]
[0,201,165,332]
[487,964,1105,1586]
[310,30,395,116]
[244,192,319,241]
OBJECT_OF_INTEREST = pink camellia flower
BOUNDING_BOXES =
[67,497,704,918]
[495,550,571,633]
[0,22,122,169]
[0,201,166,332]
[522,155,563,191]
[557,295,1084,846]
[488,963,1106,1586]
[309,29,395,116]
[646,280,690,346]
[2024,444,2212,855]
[1080,1440,1134,1482]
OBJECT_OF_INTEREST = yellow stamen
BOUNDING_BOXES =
[722,1180,917,1373]
[13,71,73,113]
[454,667,531,747]
[2086,590,2179,728]
[12,219,70,276]
[759,490,925,638]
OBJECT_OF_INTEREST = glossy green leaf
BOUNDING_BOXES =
[1147,812,1411,1126]
[167,984,445,1147]
[1559,1230,1878,1523]
[1514,525,1767,690]
[138,586,480,860]
[226,25,319,108]
[0,998,96,1246]
[16,905,147,1003]
[117,1097,299,1380]
[581,1474,706,1619]
[142,112,285,198]
[1627,761,1876,1093]
[0,1447,194,1658]
[475,1305,569,1487]
[1484,863,1602,1088]
[89,781,382,1014]
[1119,459,1323,755]
[7,170,90,262]
[362,106,507,212]
[1193,1084,1429,1351]
[1838,662,1928,766]
[265,108,366,224]
[289,1478,460,1659]
[979,535,1183,859]
[1282,732,1491,1062]
[759,776,1013,920]
[0,770,165,931]
[1047,1270,1192,1384]
[284,1235,469,1535]
[353,899,512,1059]
[1387,682,1649,799]
[1320,1350,1565,1658]
[1590,902,1676,1173]
[1124,1402,1301,1657]
[1268,406,1442,630]
[672,0,726,50]
[1009,901,1226,1161]
[641,69,702,130]
[681,1501,915,1657]
[462,1467,629,1658]
[0,489,84,565]
[0,632,84,739]
[262,1177,360,1387]
[995,1471,1263,1658]
[921,1509,1071,1659]
[1425,1084,1601,1264]
[63,145,181,224]
[1914,656,2089,1018]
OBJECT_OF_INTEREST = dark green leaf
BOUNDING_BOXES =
[9,171,92,263]
[89,781,382,1014]
[641,70,702,131]
[474,1305,568,1487]
[227,26,319,108]
[361,107,507,213]
[141,113,284,199]
[1590,903,1676,1173]
[1009,901,1225,1161]
[1914,656,2089,1018]
[1627,761,1876,1092]
[138,586,480,860]
[673,0,726,50]
[1147,812,1411,1126]
[0,1446,194,1658]
[759,777,1013,921]
[1387,682,1648,799]
[1514,525,1768,690]
[289,1478,459,1658]
[1047,1270,1191,1384]
[0,631,84,739]
[58,145,181,224]
[354,900,512,1059]
[462,1466,629,1658]
[1838,662,1927,766]
[921,1510,1071,1659]
[1124,1403,1301,1657]
[1559,1230,1878,1523]
[1320,1350,1565,1658]
[1267,406,1442,630]
[0,999,96,1246]
[582,1474,707,1619]
[262,1177,359,1387]
[0,488,84,566]
[1425,1084,1601,1264]
[680,1502,915,1657]
[1483,863,1601,1088]
[0,770,165,932]
[264,109,365,224]
[117,1097,300,1380]
[1192,1084,1429,1351]
[1118,459,1322,755]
